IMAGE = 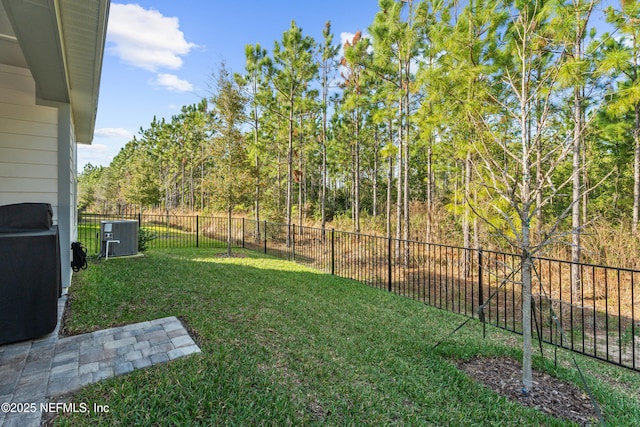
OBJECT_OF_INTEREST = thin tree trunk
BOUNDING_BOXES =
[463,152,471,276]
[201,146,205,211]
[403,0,413,259]
[426,140,433,243]
[254,90,261,241]
[286,95,294,247]
[355,109,361,233]
[571,57,583,299]
[227,205,232,256]
[255,154,261,241]
[520,27,533,392]
[298,115,304,232]
[321,90,328,240]
[387,155,393,239]
[633,101,640,234]
[403,63,410,259]
[276,149,282,214]
[396,60,403,256]
[373,128,379,218]
[387,119,394,239]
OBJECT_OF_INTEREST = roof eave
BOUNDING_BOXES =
[1,0,110,144]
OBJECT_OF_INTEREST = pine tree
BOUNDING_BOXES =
[341,31,372,232]
[238,43,269,239]
[319,21,339,238]
[207,63,251,256]
[603,1,640,234]
[269,21,319,245]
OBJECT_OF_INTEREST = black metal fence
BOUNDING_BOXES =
[78,213,639,372]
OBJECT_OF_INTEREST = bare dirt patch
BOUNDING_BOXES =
[215,253,248,258]
[458,357,599,426]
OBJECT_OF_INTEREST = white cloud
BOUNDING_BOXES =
[107,3,197,72]
[340,32,356,50]
[339,31,372,57]
[77,143,118,169]
[94,127,134,139]
[152,73,194,92]
[338,31,373,84]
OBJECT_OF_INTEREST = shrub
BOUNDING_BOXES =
[138,227,157,252]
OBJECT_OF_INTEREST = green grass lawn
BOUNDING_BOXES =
[77,222,223,255]
[56,247,640,426]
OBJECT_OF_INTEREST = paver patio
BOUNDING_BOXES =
[0,291,201,426]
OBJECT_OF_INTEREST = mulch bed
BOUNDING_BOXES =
[457,356,600,426]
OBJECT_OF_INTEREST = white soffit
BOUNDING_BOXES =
[1,0,110,144]
[0,2,27,68]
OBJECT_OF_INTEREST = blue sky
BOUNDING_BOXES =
[80,0,382,171]
[80,0,616,172]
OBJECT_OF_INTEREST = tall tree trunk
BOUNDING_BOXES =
[519,29,533,393]
[387,155,393,238]
[286,95,294,247]
[276,149,282,213]
[396,59,404,256]
[201,146,205,211]
[387,119,394,239]
[633,101,640,234]
[321,140,327,237]
[463,152,471,276]
[403,59,411,260]
[255,154,261,241]
[298,115,304,232]
[355,109,361,233]
[373,128,379,218]
[426,140,433,242]
[227,205,232,256]
[571,31,584,298]
[321,60,329,240]
[253,91,261,240]
[521,116,533,394]
[632,19,639,235]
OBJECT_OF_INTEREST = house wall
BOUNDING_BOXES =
[55,102,76,289]
[0,64,58,209]
[0,63,76,287]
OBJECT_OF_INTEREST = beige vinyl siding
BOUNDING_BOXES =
[0,64,59,216]
[0,65,36,105]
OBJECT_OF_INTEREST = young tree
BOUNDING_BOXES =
[207,63,251,256]
[469,0,579,393]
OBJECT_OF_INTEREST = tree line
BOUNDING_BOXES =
[79,0,639,394]
[80,0,639,261]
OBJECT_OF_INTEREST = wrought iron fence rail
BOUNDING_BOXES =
[78,213,639,372]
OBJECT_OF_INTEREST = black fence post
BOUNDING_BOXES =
[242,218,245,249]
[292,224,296,261]
[264,220,267,254]
[196,215,199,248]
[478,247,484,317]
[331,229,335,275]
[138,212,141,228]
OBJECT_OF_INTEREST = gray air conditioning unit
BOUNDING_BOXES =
[100,220,138,258]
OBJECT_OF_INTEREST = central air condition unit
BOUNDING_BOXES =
[100,220,138,258]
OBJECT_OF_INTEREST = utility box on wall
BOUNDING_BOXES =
[100,220,138,258]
